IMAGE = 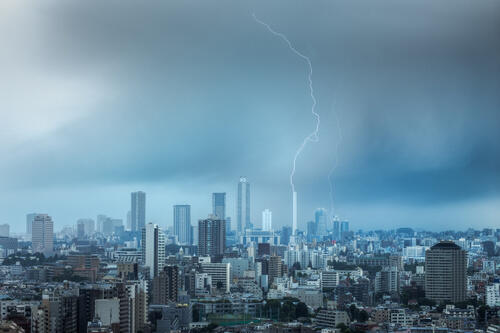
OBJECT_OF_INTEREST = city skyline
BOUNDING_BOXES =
[1,1,499,232]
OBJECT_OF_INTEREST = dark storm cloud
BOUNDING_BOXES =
[1,0,499,230]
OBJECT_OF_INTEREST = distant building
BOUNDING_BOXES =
[315,208,327,237]
[332,217,340,240]
[315,310,350,328]
[262,209,272,232]
[31,214,54,256]
[26,213,37,236]
[237,177,251,235]
[198,215,225,257]
[340,220,349,238]
[77,218,95,236]
[425,241,467,303]
[141,223,165,277]
[0,224,9,237]
[212,192,226,220]
[131,191,146,232]
[375,266,400,294]
[174,205,192,245]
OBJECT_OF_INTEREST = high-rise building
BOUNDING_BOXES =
[96,214,108,233]
[126,210,131,231]
[269,255,283,284]
[315,208,327,237]
[77,218,95,236]
[141,223,165,278]
[26,213,37,235]
[340,220,349,239]
[174,205,192,245]
[425,241,467,303]
[198,215,225,257]
[225,217,231,234]
[281,226,292,245]
[152,265,179,304]
[307,221,317,242]
[212,193,226,220]
[131,191,146,232]
[32,214,54,256]
[262,209,272,232]
[333,217,340,241]
[0,224,9,237]
[237,177,250,234]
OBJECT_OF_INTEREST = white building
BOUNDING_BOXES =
[262,209,272,232]
[32,214,54,256]
[141,223,165,278]
[486,283,500,307]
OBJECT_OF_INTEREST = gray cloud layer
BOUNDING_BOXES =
[1,0,499,231]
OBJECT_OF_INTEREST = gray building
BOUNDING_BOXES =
[26,213,37,235]
[425,241,467,303]
[32,214,54,256]
[131,191,146,232]
[174,205,191,245]
[212,192,226,220]
[237,177,250,235]
[198,215,225,257]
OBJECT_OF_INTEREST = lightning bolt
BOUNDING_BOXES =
[252,13,320,193]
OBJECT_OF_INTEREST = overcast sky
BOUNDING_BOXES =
[1,0,499,233]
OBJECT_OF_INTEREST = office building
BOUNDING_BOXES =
[212,192,226,220]
[262,209,272,232]
[174,205,191,245]
[269,255,283,284]
[315,208,327,237]
[131,191,146,232]
[340,220,349,239]
[141,223,166,278]
[26,213,37,235]
[32,214,54,256]
[425,241,467,303]
[198,215,225,257]
[375,266,400,294]
[152,265,179,304]
[76,218,95,236]
[0,224,9,237]
[200,262,230,293]
[237,177,250,234]
[333,217,340,240]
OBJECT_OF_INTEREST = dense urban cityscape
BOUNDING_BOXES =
[2,1,499,333]
[0,178,498,333]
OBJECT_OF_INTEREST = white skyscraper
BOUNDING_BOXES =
[141,223,165,278]
[237,177,251,235]
[32,214,54,256]
[262,209,272,232]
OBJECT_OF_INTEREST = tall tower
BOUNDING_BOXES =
[198,215,226,257]
[173,205,192,245]
[237,177,251,234]
[212,193,226,220]
[315,208,327,237]
[32,214,54,256]
[262,209,272,232]
[425,241,467,303]
[131,191,146,232]
[141,223,165,278]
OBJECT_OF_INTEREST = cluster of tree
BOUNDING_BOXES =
[2,252,65,267]
[336,323,365,333]
[347,304,369,323]
[400,285,435,308]
[263,298,309,322]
